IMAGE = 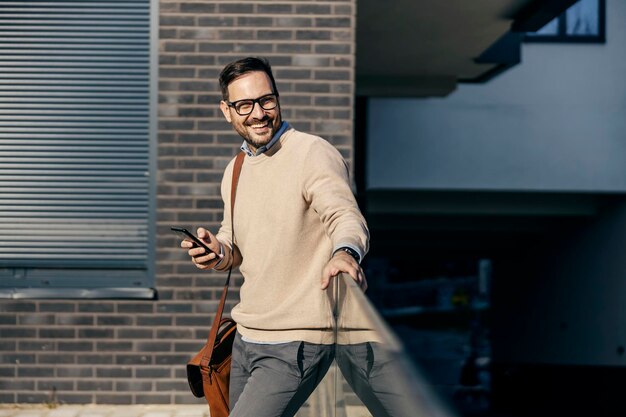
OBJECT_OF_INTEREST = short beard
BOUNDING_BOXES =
[243,137,268,152]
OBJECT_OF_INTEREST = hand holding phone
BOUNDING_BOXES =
[171,226,214,254]
[172,226,224,271]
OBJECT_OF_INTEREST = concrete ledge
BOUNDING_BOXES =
[0,405,209,417]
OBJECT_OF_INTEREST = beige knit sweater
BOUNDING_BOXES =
[214,128,369,344]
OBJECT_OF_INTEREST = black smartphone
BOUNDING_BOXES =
[171,226,214,254]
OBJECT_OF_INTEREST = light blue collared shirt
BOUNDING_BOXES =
[240,121,290,157]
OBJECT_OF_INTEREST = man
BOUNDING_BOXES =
[181,57,369,417]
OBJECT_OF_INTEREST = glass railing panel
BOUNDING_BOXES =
[294,365,340,417]
[296,273,457,417]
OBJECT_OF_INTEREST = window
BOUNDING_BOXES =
[525,0,605,43]
[0,1,156,298]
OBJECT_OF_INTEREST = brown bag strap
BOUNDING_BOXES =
[201,151,245,366]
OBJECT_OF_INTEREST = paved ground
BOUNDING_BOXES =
[0,405,209,417]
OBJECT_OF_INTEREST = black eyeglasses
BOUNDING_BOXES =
[226,93,279,116]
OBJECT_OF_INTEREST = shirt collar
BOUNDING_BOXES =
[240,121,289,157]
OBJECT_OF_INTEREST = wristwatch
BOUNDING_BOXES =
[334,246,360,263]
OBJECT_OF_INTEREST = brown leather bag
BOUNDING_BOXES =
[186,151,244,417]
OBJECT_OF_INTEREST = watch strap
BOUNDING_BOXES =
[334,246,360,263]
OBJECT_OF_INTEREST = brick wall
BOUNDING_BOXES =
[0,0,357,405]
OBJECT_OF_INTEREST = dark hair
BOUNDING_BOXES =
[218,57,278,100]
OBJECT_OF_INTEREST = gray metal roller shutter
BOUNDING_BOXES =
[0,1,154,297]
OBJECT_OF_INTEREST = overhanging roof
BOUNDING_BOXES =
[356,0,578,97]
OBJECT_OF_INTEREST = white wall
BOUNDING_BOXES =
[367,0,626,192]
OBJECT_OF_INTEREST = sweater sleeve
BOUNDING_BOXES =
[214,158,240,271]
[302,139,369,258]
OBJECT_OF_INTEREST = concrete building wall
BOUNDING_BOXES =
[367,0,626,193]
[365,0,626,367]
[0,0,357,404]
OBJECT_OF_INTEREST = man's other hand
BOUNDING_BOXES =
[321,251,367,291]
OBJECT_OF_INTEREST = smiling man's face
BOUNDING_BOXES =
[219,71,282,153]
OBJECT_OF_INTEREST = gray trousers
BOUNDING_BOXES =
[229,332,334,417]
[336,342,414,417]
